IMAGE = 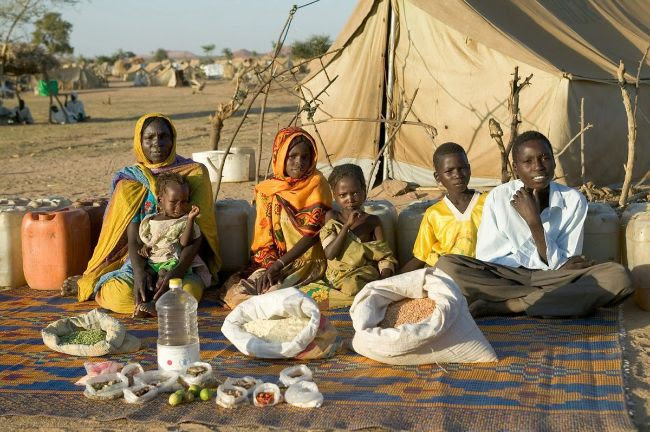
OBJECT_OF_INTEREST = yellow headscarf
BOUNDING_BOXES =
[133,112,178,169]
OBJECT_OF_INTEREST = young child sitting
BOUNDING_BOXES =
[400,142,485,273]
[302,164,397,308]
[135,172,211,316]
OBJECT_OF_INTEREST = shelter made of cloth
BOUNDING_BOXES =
[301,0,650,186]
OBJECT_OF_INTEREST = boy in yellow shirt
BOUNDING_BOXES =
[401,142,485,272]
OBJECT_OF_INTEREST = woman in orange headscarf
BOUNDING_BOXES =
[76,113,221,315]
[223,127,332,308]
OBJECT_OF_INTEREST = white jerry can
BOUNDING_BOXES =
[361,200,398,256]
[626,210,650,310]
[582,203,620,263]
[214,199,255,272]
[396,200,438,267]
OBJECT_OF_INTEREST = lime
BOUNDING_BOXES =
[199,388,212,401]
[184,391,195,403]
[168,393,183,406]
[174,389,185,397]
[188,384,201,396]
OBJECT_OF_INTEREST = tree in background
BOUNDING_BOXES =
[291,34,331,59]
[251,50,259,58]
[31,12,72,55]
[152,48,168,62]
[0,0,78,78]
[95,49,136,64]
[201,43,215,58]
[222,47,233,60]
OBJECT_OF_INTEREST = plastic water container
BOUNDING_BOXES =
[362,200,397,255]
[70,199,108,253]
[192,148,255,183]
[625,211,650,310]
[0,211,28,287]
[396,200,438,266]
[214,200,255,271]
[621,203,650,265]
[21,208,90,290]
[156,278,200,371]
[582,203,620,263]
[0,197,71,288]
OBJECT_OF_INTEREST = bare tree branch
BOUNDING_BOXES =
[555,123,593,157]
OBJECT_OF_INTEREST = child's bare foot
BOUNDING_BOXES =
[133,301,157,318]
[61,275,81,297]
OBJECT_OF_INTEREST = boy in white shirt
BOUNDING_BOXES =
[436,131,632,318]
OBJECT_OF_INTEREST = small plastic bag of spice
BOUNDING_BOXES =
[121,363,144,387]
[285,381,323,408]
[253,383,282,407]
[84,372,128,400]
[123,383,159,404]
[181,362,213,386]
[223,376,263,397]
[135,370,181,393]
[279,365,313,386]
[216,384,248,409]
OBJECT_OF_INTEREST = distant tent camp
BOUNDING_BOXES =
[111,59,129,78]
[201,63,224,79]
[51,66,107,90]
[145,61,163,74]
[155,66,187,87]
[300,0,650,186]
[93,62,112,78]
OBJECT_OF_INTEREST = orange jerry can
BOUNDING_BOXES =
[70,199,108,253]
[21,208,91,290]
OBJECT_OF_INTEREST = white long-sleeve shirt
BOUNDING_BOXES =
[476,179,587,270]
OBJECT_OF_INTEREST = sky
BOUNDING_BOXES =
[58,0,358,58]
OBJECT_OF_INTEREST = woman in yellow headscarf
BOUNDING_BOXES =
[223,127,332,309]
[76,113,221,315]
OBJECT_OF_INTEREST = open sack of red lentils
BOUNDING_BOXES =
[350,268,497,365]
[221,288,339,360]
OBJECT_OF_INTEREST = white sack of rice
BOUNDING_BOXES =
[243,316,310,343]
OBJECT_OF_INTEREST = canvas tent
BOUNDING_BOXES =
[301,0,650,186]
[155,66,187,87]
[51,66,107,90]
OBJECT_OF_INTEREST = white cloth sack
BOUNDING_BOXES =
[42,309,140,357]
[221,288,321,359]
[350,268,497,365]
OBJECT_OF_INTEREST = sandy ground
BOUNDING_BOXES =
[1,81,648,431]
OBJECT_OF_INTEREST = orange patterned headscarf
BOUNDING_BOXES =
[251,127,332,268]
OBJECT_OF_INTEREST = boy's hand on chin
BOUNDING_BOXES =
[511,187,541,226]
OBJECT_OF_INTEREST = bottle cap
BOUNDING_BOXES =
[169,278,183,289]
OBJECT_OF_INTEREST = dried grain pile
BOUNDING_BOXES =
[380,298,436,328]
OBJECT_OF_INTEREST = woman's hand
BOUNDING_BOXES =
[255,260,284,294]
[133,270,152,305]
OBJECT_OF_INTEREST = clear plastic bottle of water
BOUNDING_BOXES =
[156,278,200,371]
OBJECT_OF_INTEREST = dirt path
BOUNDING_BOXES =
[1,81,648,431]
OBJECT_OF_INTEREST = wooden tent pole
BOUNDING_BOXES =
[381,0,397,183]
